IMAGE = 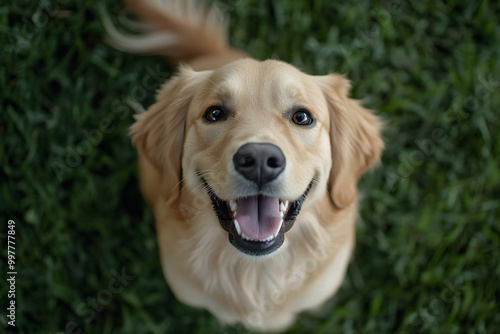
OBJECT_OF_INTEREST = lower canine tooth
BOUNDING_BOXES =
[274,220,283,237]
[234,220,241,235]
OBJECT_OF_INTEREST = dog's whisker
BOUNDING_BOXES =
[277,248,286,264]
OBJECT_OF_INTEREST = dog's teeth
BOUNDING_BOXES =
[285,200,289,209]
[274,219,283,238]
[253,235,274,242]
[230,200,237,212]
[241,232,250,241]
[234,219,242,235]
[233,210,238,217]
[279,202,286,212]
[280,211,284,218]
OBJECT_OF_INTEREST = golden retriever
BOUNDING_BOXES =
[106,0,383,331]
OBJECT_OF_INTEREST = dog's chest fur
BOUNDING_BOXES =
[153,196,355,331]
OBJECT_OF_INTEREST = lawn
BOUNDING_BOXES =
[1,0,499,333]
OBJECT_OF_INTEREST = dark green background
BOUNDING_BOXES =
[1,0,499,333]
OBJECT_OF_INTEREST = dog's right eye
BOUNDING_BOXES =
[204,106,226,123]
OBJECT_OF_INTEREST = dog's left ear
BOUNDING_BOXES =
[318,74,384,209]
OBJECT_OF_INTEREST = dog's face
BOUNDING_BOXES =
[182,60,333,255]
[131,58,382,256]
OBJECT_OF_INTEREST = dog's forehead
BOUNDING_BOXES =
[203,59,326,112]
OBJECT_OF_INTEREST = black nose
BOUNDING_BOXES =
[233,143,286,188]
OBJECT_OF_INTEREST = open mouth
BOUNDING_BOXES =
[202,179,314,256]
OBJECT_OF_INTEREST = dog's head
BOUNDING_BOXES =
[131,59,383,256]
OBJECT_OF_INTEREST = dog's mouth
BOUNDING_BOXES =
[202,179,313,256]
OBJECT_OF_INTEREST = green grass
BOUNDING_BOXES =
[1,0,499,333]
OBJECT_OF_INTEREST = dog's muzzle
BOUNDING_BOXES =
[201,143,313,256]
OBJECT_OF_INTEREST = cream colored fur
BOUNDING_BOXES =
[107,0,383,332]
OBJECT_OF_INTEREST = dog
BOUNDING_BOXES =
[106,0,383,331]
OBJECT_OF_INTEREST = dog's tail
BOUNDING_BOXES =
[104,0,246,70]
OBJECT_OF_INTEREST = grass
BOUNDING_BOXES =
[1,0,499,333]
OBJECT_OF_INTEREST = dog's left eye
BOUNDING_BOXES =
[204,106,226,122]
[292,109,313,126]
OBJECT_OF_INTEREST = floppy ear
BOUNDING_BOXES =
[130,66,206,205]
[319,74,384,209]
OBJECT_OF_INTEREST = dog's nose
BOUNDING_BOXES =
[233,143,286,188]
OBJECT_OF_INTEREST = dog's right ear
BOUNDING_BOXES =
[130,66,207,205]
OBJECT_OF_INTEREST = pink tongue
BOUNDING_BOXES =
[236,196,281,240]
